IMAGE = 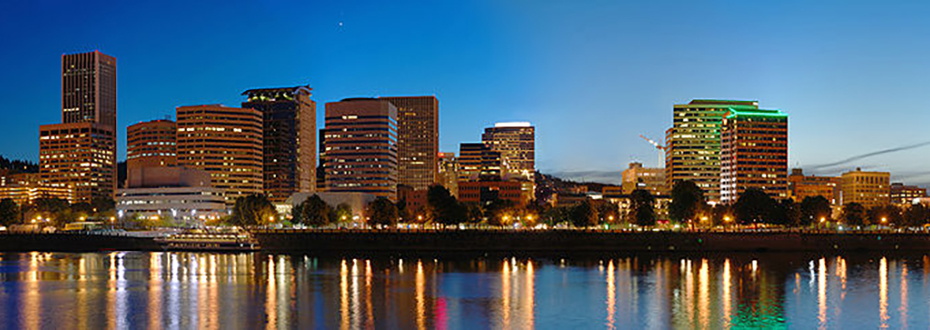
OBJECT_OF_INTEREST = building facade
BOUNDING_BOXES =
[437,152,459,196]
[720,107,788,204]
[40,50,118,202]
[0,173,73,206]
[241,86,317,202]
[839,168,890,208]
[458,143,501,182]
[890,183,926,205]
[116,167,226,225]
[176,105,263,204]
[127,119,177,171]
[482,122,535,182]
[788,169,840,204]
[458,180,530,205]
[62,50,117,129]
[621,162,667,195]
[39,122,116,202]
[380,96,439,191]
[322,98,398,200]
[666,100,759,202]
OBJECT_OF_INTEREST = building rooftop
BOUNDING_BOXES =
[493,122,532,128]
[725,108,787,119]
[240,85,311,96]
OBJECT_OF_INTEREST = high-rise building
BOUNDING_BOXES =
[482,122,535,181]
[839,168,890,208]
[380,96,439,191]
[788,169,840,204]
[127,119,177,172]
[458,143,501,181]
[720,107,788,204]
[39,122,116,202]
[176,105,263,204]
[666,100,759,202]
[242,86,317,202]
[621,162,667,195]
[322,98,398,200]
[437,152,459,196]
[61,51,117,129]
[890,182,926,205]
[40,50,118,202]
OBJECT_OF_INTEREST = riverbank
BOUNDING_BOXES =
[1,230,928,253]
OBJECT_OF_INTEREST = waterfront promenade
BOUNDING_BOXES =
[2,229,930,253]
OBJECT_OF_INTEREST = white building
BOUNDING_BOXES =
[116,167,227,225]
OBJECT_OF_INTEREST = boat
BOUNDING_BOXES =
[155,229,259,252]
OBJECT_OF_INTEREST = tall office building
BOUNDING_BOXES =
[482,122,535,181]
[39,123,116,202]
[176,105,263,204]
[242,86,317,202]
[322,98,398,200]
[666,100,759,202]
[720,107,788,204]
[40,50,118,202]
[839,168,890,208]
[380,96,438,191]
[127,119,177,172]
[62,50,117,129]
[458,143,501,181]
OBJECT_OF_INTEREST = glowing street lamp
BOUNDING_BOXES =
[881,217,887,224]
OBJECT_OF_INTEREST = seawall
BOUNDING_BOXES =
[252,230,930,253]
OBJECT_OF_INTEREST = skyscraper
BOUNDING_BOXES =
[176,105,263,204]
[40,50,118,202]
[481,122,535,181]
[379,96,439,191]
[322,98,398,200]
[127,119,177,172]
[242,86,317,202]
[666,100,758,202]
[720,107,788,204]
[61,50,117,129]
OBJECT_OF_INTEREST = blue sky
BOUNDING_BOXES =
[3,0,930,185]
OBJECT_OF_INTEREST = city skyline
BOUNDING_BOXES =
[5,1,930,186]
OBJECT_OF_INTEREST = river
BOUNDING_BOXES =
[0,251,925,329]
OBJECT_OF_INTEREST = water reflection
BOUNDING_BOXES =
[0,252,930,328]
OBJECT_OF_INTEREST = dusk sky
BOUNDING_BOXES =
[3,0,930,185]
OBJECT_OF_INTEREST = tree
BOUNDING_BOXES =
[396,198,411,223]
[593,199,619,224]
[32,197,71,226]
[230,194,277,227]
[486,198,518,226]
[773,198,800,226]
[733,188,776,225]
[629,189,656,226]
[91,197,115,214]
[294,195,332,227]
[669,181,704,223]
[841,202,866,227]
[866,205,901,227]
[367,197,398,226]
[0,198,19,226]
[334,203,353,223]
[904,203,930,227]
[799,196,832,226]
[426,185,465,224]
[570,199,598,227]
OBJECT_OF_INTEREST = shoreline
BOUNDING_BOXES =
[1,230,929,253]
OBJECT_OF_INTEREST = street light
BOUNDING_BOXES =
[820,217,825,223]
[882,217,887,224]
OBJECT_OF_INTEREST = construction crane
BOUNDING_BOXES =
[638,134,666,167]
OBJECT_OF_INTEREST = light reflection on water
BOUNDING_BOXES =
[0,252,929,329]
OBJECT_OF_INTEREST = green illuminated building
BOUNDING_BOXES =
[665,100,760,203]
